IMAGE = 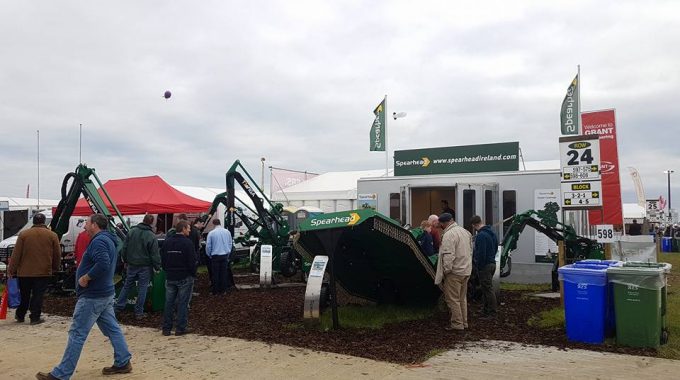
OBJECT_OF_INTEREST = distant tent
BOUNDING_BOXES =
[68,175,210,216]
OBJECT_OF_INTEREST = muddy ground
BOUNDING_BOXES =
[42,271,655,364]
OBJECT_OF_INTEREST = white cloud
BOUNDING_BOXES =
[0,0,678,206]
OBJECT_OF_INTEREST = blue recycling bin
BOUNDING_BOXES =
[574,260,622,336]
[662,237,672,252]
[558,264,609,344]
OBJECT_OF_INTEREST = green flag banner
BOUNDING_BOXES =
[369,98,386,151]
[560,74,579,135]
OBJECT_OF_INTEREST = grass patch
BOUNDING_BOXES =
[501,282,552,292]
[528,307,564,329]
[319,305,433,330]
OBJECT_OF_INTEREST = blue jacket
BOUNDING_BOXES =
[418,230,435,256]
[76,230,118,298]
[473,225,498,269]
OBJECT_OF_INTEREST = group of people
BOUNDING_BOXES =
[414,200,500,332]
[8,204,498,378]
[7,211,235,380]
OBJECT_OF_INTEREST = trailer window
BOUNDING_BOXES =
[503,190,516,236]
[389,193,400,222]
[463,189,476,232]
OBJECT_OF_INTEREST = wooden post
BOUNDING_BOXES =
[558,240,565,307]
[657,232,662,262]
[604,243,612,260]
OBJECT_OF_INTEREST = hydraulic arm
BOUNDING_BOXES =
[50,164,129,241]
[499,202,603,279]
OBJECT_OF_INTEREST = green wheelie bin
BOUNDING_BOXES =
[115,269,166,312]
[607,262,672,348]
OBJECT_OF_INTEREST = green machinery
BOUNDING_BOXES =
[48,164,130,292]
[295,209,440,306]
[499,202,604,290]
[200,160,306,277]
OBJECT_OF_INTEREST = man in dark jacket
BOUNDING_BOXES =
[114,214,161,319]
[36,214,133,380]
[628,219,642,235]
[471,215,498,316]
[160,220,197,336]
[9,212,61,324]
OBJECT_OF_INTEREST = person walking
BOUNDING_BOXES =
[36,214,133,380]
[206,219,232,295]
[434,212,473,331]
[470,215,499,316]
[114,214,160,319]
[9,212,61,325]
[160,220,197,336]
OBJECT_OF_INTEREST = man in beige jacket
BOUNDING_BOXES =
[8,213,61,324]
[434,213,472,331]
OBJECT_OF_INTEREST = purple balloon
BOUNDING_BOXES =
[164,90,172,99]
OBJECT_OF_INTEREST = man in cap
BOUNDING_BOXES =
[434,212,473,331]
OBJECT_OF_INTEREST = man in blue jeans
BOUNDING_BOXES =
[37,214,132,380]
[160,220,197,336]
[114,214,160,319]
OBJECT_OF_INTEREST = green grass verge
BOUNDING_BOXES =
[528,307,564,329]
[319,305,434,330]
[501,282,552,292]
[658,253,680,359]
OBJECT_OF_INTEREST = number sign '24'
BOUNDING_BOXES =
[560,137,601,182]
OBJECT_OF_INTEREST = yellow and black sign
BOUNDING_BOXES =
[571,183,591,191]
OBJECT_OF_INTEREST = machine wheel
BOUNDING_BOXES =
[279,249,298,277]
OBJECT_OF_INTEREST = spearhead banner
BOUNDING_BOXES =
[369,98,386,151]
[394,142,519,176]
[560,74,580,135]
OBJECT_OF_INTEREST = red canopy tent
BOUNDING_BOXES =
[68,175,211,216]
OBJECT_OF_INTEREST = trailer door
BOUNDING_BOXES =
[456,183,499,233]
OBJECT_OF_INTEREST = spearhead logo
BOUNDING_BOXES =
[310,212,362,227]
[348,212,360,225]
[422,157,430,167]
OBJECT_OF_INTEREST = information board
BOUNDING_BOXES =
[559,135,602,210]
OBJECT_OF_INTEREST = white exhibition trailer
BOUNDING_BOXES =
[357,163,562,284]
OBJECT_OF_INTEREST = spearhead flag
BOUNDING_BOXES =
[560,74,579,135]
[369,98,386,151]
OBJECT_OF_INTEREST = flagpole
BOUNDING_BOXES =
[577,64,581,134]
[384,94,388,176]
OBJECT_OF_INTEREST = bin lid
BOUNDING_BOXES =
[622,261,672,273]
[558,264,608,285]
[607,265,666,289]
[577,259,623,267]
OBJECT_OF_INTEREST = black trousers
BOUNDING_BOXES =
[210,256,234,294]
[16,277,50,321]
[478,263,497,314]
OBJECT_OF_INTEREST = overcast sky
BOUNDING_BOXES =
[1,1,678,206]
